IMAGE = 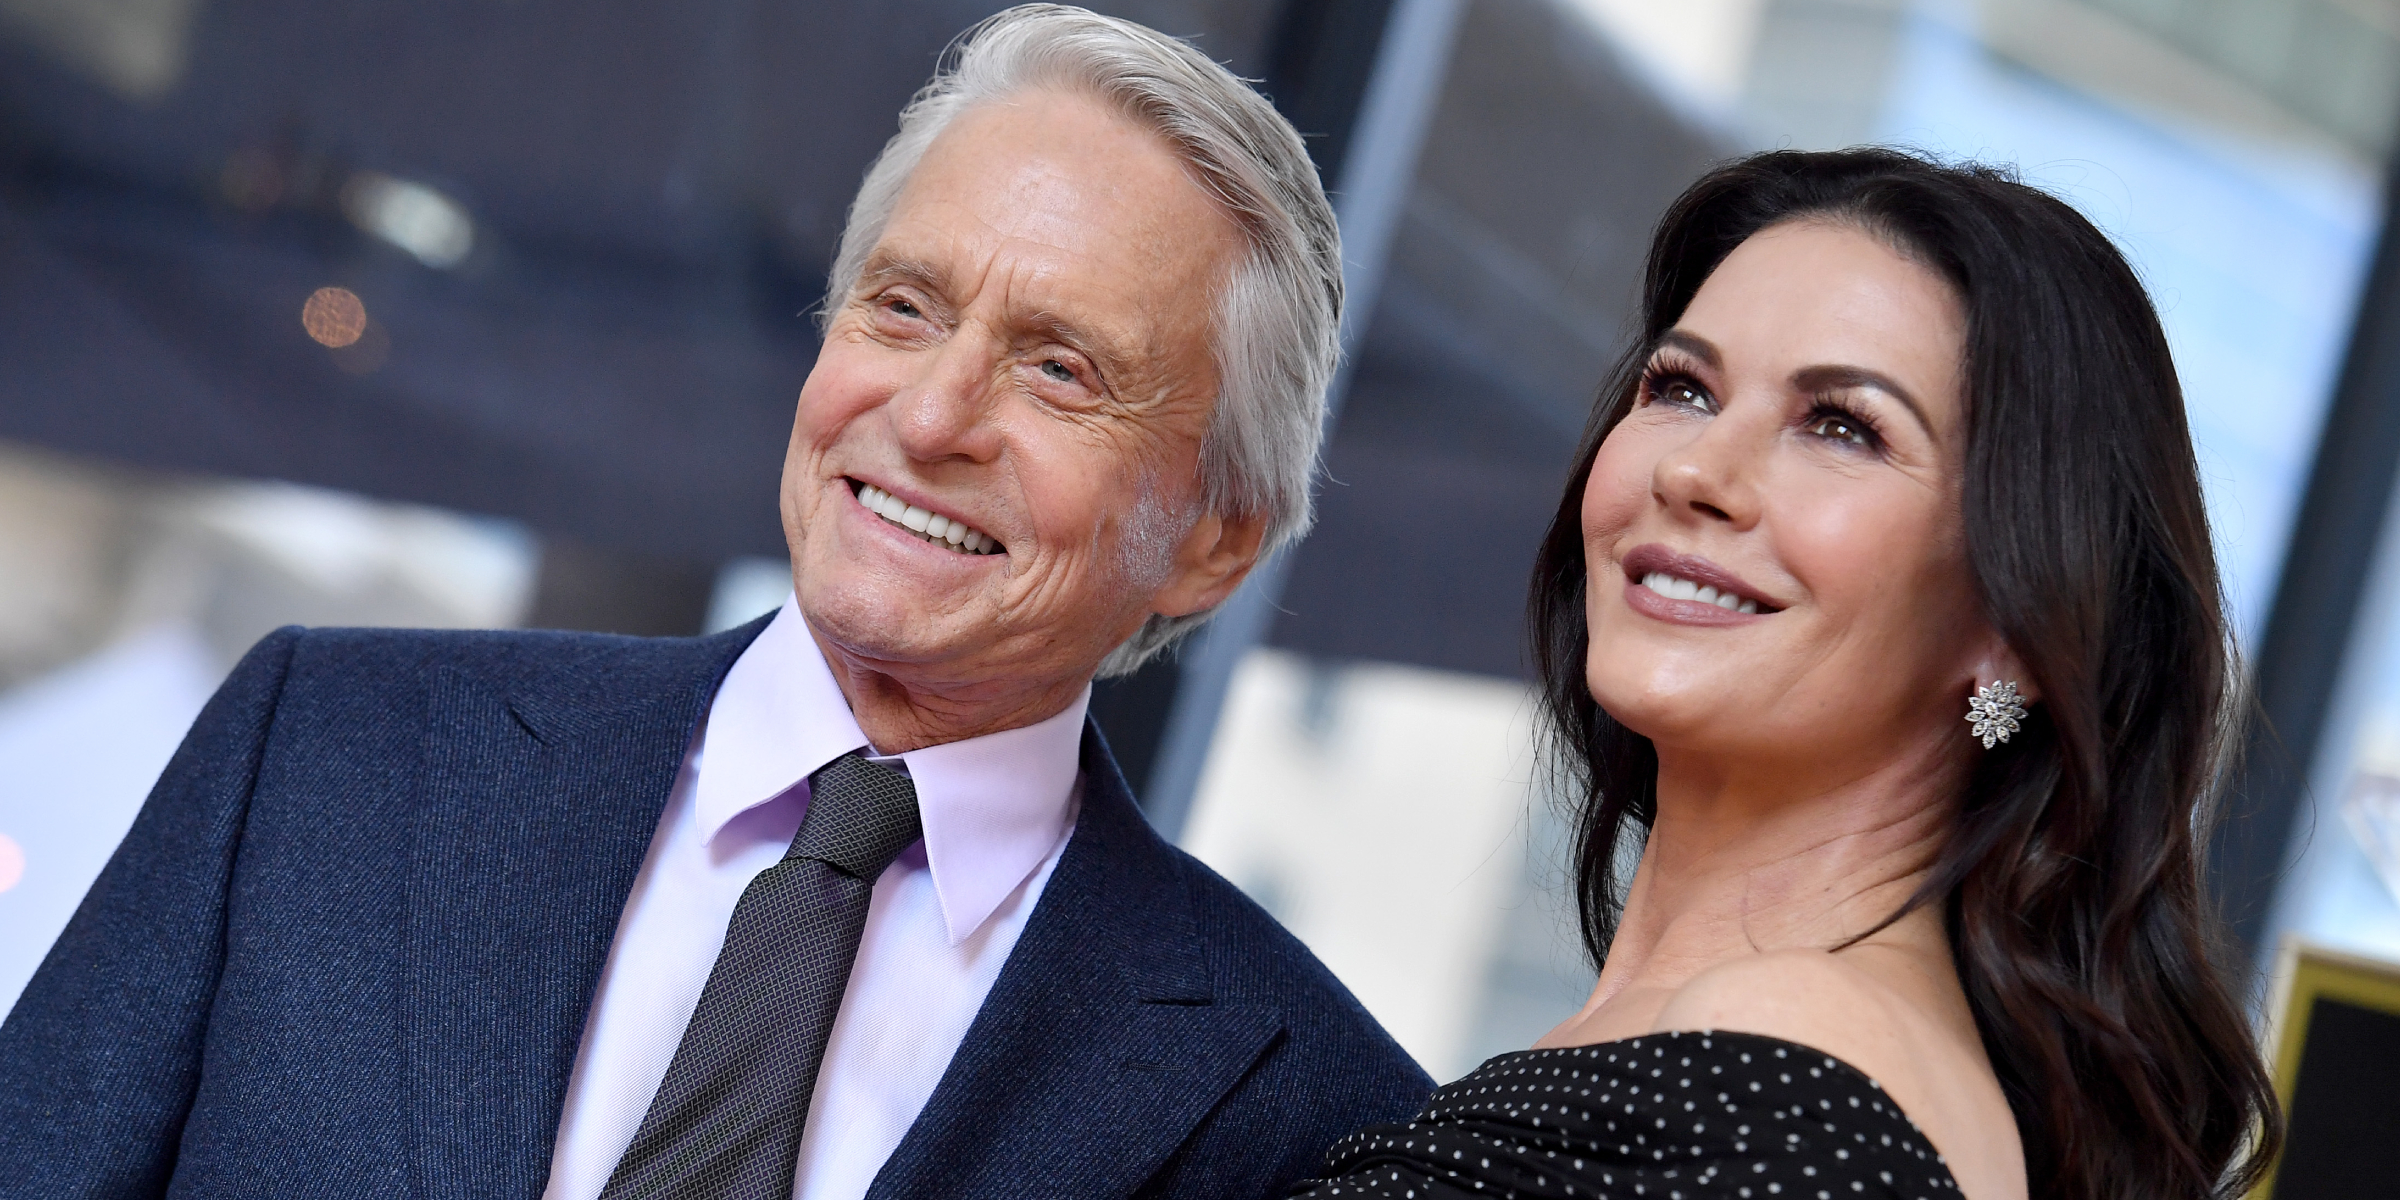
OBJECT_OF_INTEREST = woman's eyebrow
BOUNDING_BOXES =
[1793,363,1935,437]
[1656,329,1721,368]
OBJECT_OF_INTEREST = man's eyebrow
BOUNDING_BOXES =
[1022,308,1115,357]
[1792,364,1934,437]
[853,254,948,294]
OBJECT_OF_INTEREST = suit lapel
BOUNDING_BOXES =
[866,724,1285,1198]
[401,623,765,1198]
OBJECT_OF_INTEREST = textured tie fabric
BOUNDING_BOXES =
[599,752,923,1199]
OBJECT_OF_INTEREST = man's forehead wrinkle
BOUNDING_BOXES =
[866,199,999,267]
[896,151,1113,267]
[993,157,1101,244]
[912,123,1224,275]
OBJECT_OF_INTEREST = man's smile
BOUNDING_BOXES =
[849,478,1007,556]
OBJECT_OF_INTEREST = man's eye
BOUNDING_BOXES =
[887,298,922,319]
[1040,359,1075,383]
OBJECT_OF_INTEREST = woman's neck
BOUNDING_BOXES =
[1583,739,1963,1019]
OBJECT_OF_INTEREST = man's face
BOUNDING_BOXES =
[781,89,1253,699]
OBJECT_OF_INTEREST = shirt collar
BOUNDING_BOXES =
[693,595,1088,945]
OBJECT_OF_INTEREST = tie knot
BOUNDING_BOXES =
[790,752,923,880]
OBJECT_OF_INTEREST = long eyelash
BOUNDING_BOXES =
[1638,349,1709,405]
[1805,397,1885,449]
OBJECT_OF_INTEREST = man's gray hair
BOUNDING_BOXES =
[824,4,1342,676]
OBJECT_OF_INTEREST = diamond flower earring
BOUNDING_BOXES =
[1965,680,2027,748]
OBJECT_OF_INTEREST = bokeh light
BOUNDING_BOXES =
[341,173,475,269]
[0,833,22,894]
[301,287,366,348]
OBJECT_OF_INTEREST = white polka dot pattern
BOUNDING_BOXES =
[1292,1031,1961,1200]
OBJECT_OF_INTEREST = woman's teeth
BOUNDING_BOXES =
[854,482,1001,555]
[1641,571,1760,614]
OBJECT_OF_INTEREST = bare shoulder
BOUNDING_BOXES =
[1652,949,1917,1073]
[1651,949,2026,1200]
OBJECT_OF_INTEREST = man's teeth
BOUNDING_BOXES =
[855,483,1000,555]
[1642,571,1760,614]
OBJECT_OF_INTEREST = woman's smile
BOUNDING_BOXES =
[1620,542,1780,625]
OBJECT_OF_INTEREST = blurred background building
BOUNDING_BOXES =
[6,0,2400,1086]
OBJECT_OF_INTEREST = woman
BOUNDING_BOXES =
[1297,150,2280,1199]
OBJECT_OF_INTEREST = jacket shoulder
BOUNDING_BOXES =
[264,619,769,705]
[1139,844,1434,1196]
[1072,724,1430,1106]
[1171,843,1428,1084]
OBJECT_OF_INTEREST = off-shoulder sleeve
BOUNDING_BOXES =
[1291,1031,1961,1200]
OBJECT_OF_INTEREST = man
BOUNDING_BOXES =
[0,7,1432,1197]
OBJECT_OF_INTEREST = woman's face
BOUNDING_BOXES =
[1583,219,2000,775]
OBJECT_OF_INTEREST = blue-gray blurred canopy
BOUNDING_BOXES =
[0,0,1720,679]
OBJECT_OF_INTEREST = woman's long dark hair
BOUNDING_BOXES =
[1528,148,2280,1198]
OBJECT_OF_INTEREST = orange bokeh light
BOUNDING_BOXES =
[302,286,368,348]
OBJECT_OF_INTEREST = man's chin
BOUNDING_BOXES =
[796,582,982,669]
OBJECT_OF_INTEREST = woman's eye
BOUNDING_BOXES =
[1808,414,1871,446]
[1653,378,1708,409]
[1040,359,1075,383]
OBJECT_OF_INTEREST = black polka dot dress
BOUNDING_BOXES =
[1290,1031,1961,1200]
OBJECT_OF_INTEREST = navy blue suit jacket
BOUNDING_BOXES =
[0,620,1432,1197]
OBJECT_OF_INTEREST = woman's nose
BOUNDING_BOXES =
[1652,412,1763,527]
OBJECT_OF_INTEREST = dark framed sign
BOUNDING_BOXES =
[2254,939,2400,1199]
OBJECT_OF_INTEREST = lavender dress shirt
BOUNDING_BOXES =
[541,597,1089,1200]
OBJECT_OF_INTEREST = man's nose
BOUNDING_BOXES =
[887,331,1003,464]
[1652,410,1764,528]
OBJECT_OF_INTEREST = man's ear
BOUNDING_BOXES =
[1151,508,1268,619]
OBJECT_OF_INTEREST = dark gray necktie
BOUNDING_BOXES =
[599,752,922,1199]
